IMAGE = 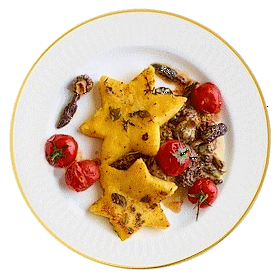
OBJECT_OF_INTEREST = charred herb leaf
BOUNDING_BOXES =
[111,193,127,207]
[122,118,135,132]
[106,86,114,94]
[109,106,121,121]
[142,133,149,141]
[140,195,151,203]
[122,119,128,132]
[129,110,151,119]
[143,76,155,94]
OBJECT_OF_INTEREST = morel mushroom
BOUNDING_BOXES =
[199,123,228,143]
[56,75,93,129]
[152,63,187,85]
[175,120,197,143]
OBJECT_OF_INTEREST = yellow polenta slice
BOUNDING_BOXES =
[89,159,177,240]
[80,66,186,164]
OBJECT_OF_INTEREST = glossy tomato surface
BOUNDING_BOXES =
[45,134,78,168]
[191,82,222,114]
[156,139,191,177]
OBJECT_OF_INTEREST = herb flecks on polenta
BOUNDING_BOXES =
[80,66,186,164]
[89,159,177,240]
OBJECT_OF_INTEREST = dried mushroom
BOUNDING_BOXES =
[175,120,197,143]
[199,123,228,143]
[72,74,94,95]
[152,63,187,85]
[57,74,93,128]
[154,87,173,95]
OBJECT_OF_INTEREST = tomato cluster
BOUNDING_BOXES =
[156,82,223,219]
[45,134,100,192]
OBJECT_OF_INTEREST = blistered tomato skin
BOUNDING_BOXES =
[65,160,101,192]
[191,82,222,114]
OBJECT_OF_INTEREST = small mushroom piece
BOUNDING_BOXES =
[56,75,93,129]
[212,155,226,174]
[196,142,216,163]
[175,120,197,143]
[151,63,187,85]
[72,74,94,95]
[199,123,228,143]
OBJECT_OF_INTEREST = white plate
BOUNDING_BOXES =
[10,10,270,268]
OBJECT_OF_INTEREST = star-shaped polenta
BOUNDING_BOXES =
[89,159,177,240]
[80,66,186,164]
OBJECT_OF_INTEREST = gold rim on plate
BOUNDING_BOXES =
[10,9,271,269]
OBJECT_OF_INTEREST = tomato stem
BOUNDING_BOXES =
[179,150,187,156]
[189,190,210,221]
[47,141,68,166]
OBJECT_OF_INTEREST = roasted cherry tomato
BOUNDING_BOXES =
[156,139,191,177]
[191,82,222,114]
[65,160,101,192]
[188,178,218,220]
[45,134,78,168]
